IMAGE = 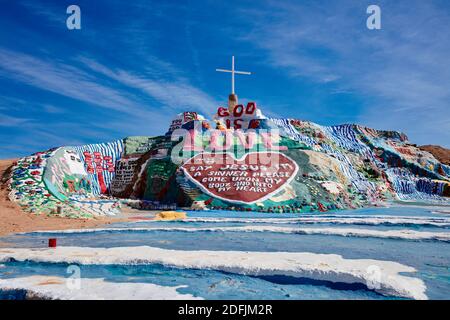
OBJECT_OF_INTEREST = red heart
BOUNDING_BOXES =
[181,152,298,204]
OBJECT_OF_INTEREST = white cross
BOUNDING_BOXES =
[216,56,251,95]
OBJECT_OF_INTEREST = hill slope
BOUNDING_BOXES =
[419,145,450,166]
[4,114,450,217]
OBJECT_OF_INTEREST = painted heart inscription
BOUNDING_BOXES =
[181,152,299,204]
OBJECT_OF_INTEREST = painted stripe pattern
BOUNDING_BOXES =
[72,140,124,195]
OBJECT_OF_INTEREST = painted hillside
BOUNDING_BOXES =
[4,103,450,218]
[419,145,450,166]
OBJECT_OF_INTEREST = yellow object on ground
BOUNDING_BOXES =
[154,211,187,220]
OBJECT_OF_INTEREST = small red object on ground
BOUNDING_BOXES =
[48,238,57,248]
[318,202,327,212]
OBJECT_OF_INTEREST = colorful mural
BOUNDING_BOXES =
[181,152,298,204]
[110,157,139,195]
[5,102,450,217]
[43,147,92,201]
[72,140,124,195]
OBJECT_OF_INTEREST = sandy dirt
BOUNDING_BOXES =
[0,159,124,237]
[419,145,450,166]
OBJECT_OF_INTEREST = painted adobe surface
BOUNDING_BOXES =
[5,107,450,217]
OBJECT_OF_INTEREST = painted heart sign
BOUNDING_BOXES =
[181,152,299,204]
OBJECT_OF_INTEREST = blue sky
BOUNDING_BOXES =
[0,0,449,158]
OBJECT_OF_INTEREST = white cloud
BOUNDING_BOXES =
[78,57,218,116]
[0,48,144,115]
[0,48,216,127]
[0,113,32,126]
[19,0,64,25]
[0,48,218,155]
[239,0,450,147]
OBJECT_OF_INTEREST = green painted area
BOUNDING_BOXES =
[123,136,160,155]
[7,117,449,216]
[143,159,178,202]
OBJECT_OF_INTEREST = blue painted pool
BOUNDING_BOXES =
[0,205,449,299]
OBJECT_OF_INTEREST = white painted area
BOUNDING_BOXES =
[321,181,343,195]
[23,226,450,242]
[0,275,201,300]
[63,150,87,176]
[0,246,427,299]
[180,216,450,227]
[432,210,450,215]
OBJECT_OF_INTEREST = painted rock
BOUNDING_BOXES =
[181,152,298,204]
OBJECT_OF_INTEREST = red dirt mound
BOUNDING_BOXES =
[419,145,450,166]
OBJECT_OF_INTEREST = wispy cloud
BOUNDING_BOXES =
[41,104,65,114]
[0,49,170,155]
[239,0,450,146]
[0,48,146,115]
[0,48,217,118]
[0,47,216,124]
[0,113,32,126]
[78,57,218,115]
[0,46,217,156]
[19,0,65,25]
[1,0,448,157]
